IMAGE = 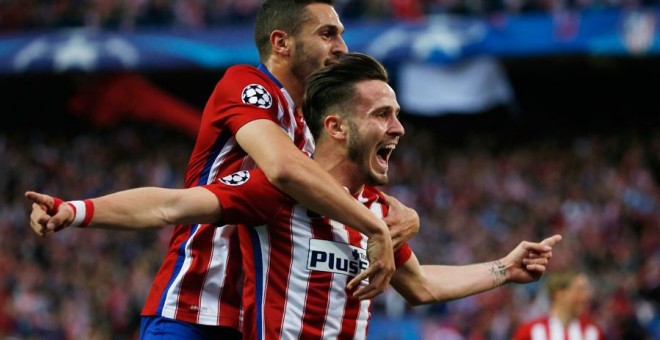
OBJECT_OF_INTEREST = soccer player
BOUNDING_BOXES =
[29,1,419,338]
[513,271,604,340]
[27,53,561,339]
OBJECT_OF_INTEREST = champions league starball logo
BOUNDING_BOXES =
[241,84,273,109]
[12,31,139,73]
[219,170,250,186]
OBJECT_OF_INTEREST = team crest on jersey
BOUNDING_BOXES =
[307,239,369,278]
[241,84,272,109]
[219,170,250,186]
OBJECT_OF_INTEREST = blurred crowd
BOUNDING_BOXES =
[377,125,660,338]
[1,118,658,339]
[1,0,659,32]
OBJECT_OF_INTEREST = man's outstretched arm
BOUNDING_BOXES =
[390,234,563,305]
[25,187,222,235]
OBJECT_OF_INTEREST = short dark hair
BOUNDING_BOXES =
[303,52,389,140]
[254,0,334,62]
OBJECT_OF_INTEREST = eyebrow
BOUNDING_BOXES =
[318,24,343,34]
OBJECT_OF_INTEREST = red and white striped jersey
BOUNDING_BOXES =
[513,316,605,340]
[141,64,314,328]
[205,169,413,339]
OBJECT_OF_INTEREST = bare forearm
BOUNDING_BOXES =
[418,261,509,303]
[88,188,173,229]
[393,236,562,306]
[89,187,221,230]
[392,255,510,306]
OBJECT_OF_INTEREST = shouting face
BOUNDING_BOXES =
[345,79,404,187]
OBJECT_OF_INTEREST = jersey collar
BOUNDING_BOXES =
[257,63,284,89]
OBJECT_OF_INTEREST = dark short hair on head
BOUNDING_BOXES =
[254,0,334,62]
[303,52,389,140]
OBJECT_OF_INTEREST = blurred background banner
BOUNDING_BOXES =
[0,28,258,73]
[397,56,514,115]
[0,8,658,75]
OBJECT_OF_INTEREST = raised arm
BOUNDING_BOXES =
[236,119,394,300]
[25,187,222,235]
[391,235,562,306]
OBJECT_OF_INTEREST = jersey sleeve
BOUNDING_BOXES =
[203,65,281,135]
[394,243,413,268]
[202,169,291,226]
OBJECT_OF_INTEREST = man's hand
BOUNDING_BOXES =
[346,229,395,300]
[25,191,74,236]
[381,192,419,250]
[502,234,563,284]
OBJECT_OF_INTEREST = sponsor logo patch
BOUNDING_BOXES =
[306,239,369,277]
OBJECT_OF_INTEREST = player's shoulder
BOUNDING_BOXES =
[211,65,281,108]
[223,65,273,85]
[513,316,548,340]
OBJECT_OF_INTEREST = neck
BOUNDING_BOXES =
[264,59,304,109]
[315,143,365,195]
[550,305,575,326]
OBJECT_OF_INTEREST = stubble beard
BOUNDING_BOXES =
[291,41,324,83]
[347,120,386,187]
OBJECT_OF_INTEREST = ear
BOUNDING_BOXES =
[270,30,291,57]
[324,114,348,141]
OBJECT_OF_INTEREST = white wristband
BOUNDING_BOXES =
[66,200,94,228]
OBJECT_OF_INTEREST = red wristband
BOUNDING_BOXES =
[48,197,64,215]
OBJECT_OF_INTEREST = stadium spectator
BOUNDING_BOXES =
[2,0,658,32]
[513,271,605,340]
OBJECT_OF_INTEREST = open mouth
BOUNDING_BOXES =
[376,143,396,167]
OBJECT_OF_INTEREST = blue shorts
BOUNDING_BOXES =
[140,316,241,340]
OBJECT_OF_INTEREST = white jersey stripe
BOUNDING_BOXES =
[161,224,203,319]
[320,220,350,338]
[209,138,237,183]
[584,325,600,340]
[355,299,371,340]
[530,323,547,340]
[196,225,234,324]
[280,205,312,339]
[549,317,563,340]
[568,321,582,340]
